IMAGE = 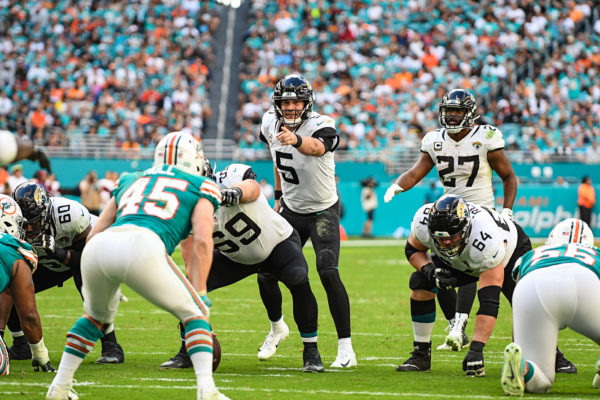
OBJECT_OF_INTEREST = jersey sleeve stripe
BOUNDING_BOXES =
[201,181,222,202]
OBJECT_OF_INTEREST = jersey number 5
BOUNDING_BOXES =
[275,151,300,184]
[437,155,479,187]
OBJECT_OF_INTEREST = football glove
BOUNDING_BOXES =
[463,341,485,377]
[220,187,243,206]
[34,234,68,264]
[420,263,436,285]
[384,183,404,203]
[501,208,514,221]
[434,268,457,290]
[32,358,56,372]
[27,148,52,173]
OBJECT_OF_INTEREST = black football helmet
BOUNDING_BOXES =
[12,182,53,242]
[427,194,472,258]
[272,74,314,127]
[438,89,479,134]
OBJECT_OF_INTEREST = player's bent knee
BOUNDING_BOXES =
[316,248,337,268]
[409,271,433,291]
[257,273,278,286]
[317,267,340,286]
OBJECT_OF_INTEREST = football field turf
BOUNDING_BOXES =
[1,242,597,399]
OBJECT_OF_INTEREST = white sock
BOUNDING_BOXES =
[524,360,552,394]
[338,337,353,352]
[104,323,114,335]
[191,352,215,388]
[302,336,317,344]
[413,321,434,343]
[53,353,84,387]
[271,317,285,332]
[9,329,24,338]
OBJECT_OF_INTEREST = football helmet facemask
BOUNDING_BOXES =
[439,89,479,135]
[272,74,314,127]
[428,194,472,258]
[546,218,594,247]
[154,131,208,176]
[0,194,25,239]
[12,182,52,242]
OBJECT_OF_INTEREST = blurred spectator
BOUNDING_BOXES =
[79,171,102,216]
[7,164,27,192]
[577,175,595,226]
[360,177,378,238]
[554,176,570,188]
[259,178,274,201]
[45,173,61,197]
[32,170,49,190]
[586,141,600,163]
[0,166,9,195]
[97,171,118,211]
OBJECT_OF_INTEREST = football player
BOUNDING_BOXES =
[7,182,125,364]
[397,194,531,376]
[257,74,356,368]
[384,89,518,353]
[161,163,325,372]
[502,218,600,395]
[0,130,52,172]
[0,194,55,375]
[47,132,229,400]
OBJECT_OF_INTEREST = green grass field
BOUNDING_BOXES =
[1,241,598,399]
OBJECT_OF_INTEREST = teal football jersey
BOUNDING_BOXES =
[111,165,221,254]
[0,233,38,292]
[513,243,600,281]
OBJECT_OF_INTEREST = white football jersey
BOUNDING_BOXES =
[412,202,518,276]
[37,197,95,272]
[261,110,338,213]
[421,125,505,208]
[213,164,293,264]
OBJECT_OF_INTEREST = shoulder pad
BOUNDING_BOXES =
[478,125,505,149]
[305,113,336,131]
[411,203,434,246]
[421,129,442,150]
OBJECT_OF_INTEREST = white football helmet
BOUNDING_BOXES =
[154,131,208,176]
[546,218,594,247]
[0,194,25,239]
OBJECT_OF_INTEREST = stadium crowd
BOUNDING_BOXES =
[0,0,220,149]
[237,0,600,163]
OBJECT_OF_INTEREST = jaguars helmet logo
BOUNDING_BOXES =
[456,201,465,219]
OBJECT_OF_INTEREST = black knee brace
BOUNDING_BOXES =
[409,270,434,291]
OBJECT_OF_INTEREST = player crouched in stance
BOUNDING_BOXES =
[47,132,229,400]
[397,194,531,376]
[7,182,124,364]
[161,163,324,372]
[0,194,55,375]
[501,218,600,396]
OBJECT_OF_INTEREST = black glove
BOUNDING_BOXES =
[420,263,436,285]
[35,234,68,264]
[221,187,243,206]
[28,149,52,173]
[463,341,485,377]
[434,268,457,290]
[32,358,56,372]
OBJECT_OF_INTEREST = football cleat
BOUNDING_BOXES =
[445,313,469,351]
[555,349,577,374]
[46,383,79,400]
[7,335,32,360]
[197,386,231,400]
[501,343,525,396]
[257,321,289,360]
[330,349,357,368]
[160,351,193,369]
[96,335,124,364]
[396,342,431,372]
[302,343,324,373]
[593,358,600,389]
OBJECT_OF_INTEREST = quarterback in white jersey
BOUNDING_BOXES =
[257,74,355,368]
[161,163,324,372]
[8,182,124,365]
[396,195,531,377]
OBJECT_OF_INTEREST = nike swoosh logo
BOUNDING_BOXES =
[317,121,325,126]
[508,364,515,380]
[341,359,351,367]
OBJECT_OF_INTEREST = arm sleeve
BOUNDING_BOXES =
[312,127,339,152]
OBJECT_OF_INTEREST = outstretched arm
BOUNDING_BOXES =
[385,153,435,203]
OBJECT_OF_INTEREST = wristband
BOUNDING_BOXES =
[469,341,485,352]
[274,190,282,200]
[292,133,303,148]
